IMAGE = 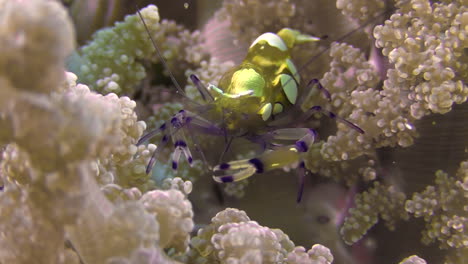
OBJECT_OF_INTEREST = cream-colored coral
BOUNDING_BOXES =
[140,189,194,253]
[373,0,468,119]
[0,0,74,93]
[101,184,143,203]
[217,0,375,82]
[189,208,308,263]
[0,2,193,263]
[285,244,334,264]
[219,0,295,43]
[161,177,193,196]
[399,255,427,264]
[315,42,418,166]
[66,201,161,264]
[340,182,409,245]
[313,43,381,161]
[0,178,84,264]
[60,77,160,192]
[100,202,161,261]
[97,143,157,191]
[0,2,143,263]
[311,43,381,117]
[219,0,372,46]
[336,0,385,24]
[1,80,134,174]
[77,5,209,95]
[0,71,171,263]
[405,160,468,249]
[191,208,251,259]
[211,221,285,263]
[302,0,467,180]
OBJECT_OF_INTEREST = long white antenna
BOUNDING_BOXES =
[136,7,188,97]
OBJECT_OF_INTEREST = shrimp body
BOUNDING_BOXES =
[207,28,319,134]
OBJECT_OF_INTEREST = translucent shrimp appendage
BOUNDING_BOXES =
[190,74,214,102]
[138,109,223,174]
[305,106,365,134]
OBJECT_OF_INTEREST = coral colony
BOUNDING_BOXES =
[0,0,466,263]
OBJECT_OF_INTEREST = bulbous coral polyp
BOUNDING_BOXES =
[0,0,75,93]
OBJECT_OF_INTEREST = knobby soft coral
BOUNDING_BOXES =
[285,245,334,264]
[340,160,467,263]
[0,0,74,94]
[405,160,468,250]
[0,0,116,262]
[218,0,375,80]
[219,0,374,46]
[374,0,468,119]
[76,5,208,95]
[314,42,418,166]
[0,1,194,263]
[211,221,287,263]
[398,255,427,264]
[340,182,409,245]
[71,202,161,263]
[336,0,385,25]
[141,189,194,253]
[303,0,466,198]
[302,42,416,186]
[301,0,467,187]
[188,208,334,264]
[190,208,252,261]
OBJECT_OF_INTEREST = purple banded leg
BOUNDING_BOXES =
[213,159,258,183]
[183,110,226,170]
[137,123,167,146]
[136,119,172,174]
[171,139,193,170]
[296,161,306,203]
[139,108,224,174]
[295,79,331,108]
[146,134,170,174]
[168,111,194,170]
[169,109,226,170]
[190,74,214,102]
[183,110,225,136]
[140,110,192,173]
[307,79,331,102]
[213,146,301,183]
[306,106,364,134]
[269,128,317,151]
[295,129,317,153]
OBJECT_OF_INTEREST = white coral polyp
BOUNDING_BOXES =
[399,255,427,264]
[211,221,284,264]
[140,189,194,253]
[286,245,333,264]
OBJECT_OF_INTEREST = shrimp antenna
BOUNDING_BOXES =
[136,6,194,101]
[295,2,398,78]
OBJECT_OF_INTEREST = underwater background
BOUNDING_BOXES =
[0,0,466,263]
